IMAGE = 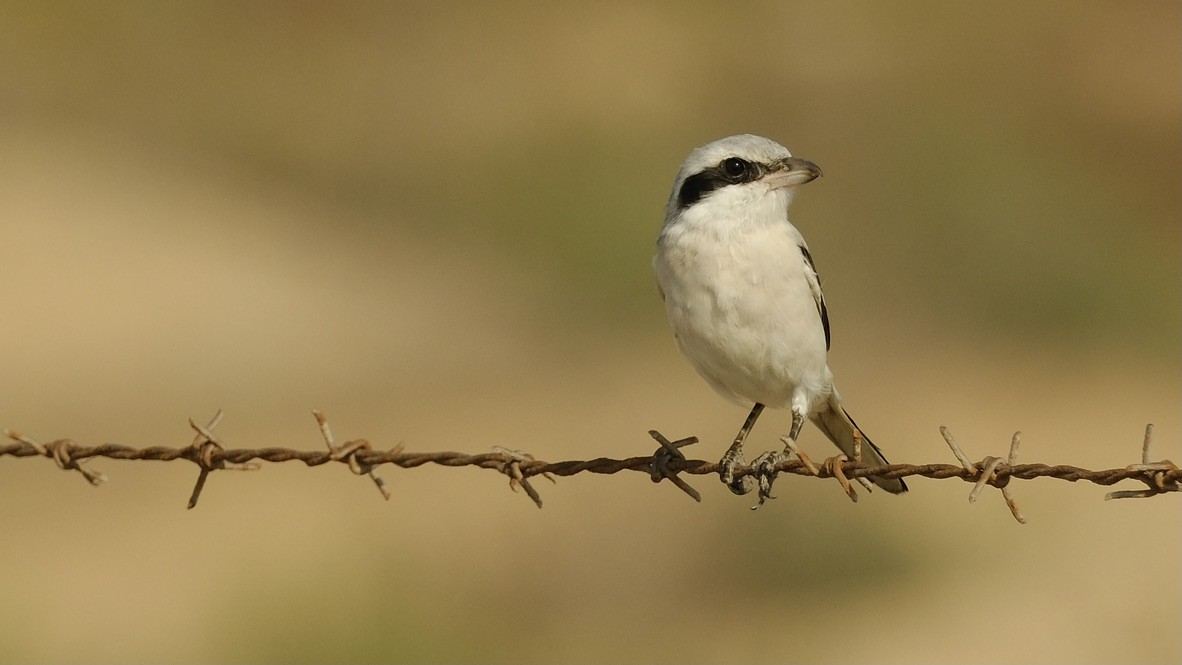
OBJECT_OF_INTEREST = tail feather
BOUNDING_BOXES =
[810,401,908,494]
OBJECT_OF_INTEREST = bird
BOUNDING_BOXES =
[653,134,907,504]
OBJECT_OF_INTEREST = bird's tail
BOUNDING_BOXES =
[810,398,907,494]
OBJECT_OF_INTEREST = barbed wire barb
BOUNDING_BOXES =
[943,427,1027,523]
[850,430,875,493]
[824,454,857,503]
[646,430,701,502]
[490,446,554,508]
[2,428,107,486]
[939,425,976,471]
[1104,423,1179,501]
[314,410,392,501]
[2,415,1179,516]
[186,410,260,509]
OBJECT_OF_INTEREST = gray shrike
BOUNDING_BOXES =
[653,134,907,502]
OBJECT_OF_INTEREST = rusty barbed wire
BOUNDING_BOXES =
[2,412,1178,522]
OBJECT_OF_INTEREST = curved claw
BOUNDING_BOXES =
[750,450,788,510]
[719,446,755,495]
[728,479,753,495]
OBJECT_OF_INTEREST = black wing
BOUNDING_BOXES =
[799,245,830,350]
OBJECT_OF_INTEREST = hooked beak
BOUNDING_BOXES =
[765,156,823,189]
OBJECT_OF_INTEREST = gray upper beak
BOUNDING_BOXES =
[763,156,823,189]
[781,156,823,181]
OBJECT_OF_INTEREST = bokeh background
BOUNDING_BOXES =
[2,3,1179,663]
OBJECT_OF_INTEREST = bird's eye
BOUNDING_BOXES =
[722,157,748,178]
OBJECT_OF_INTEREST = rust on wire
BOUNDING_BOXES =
[0,428,108,486]
[1,416,1179,518]
[824,454,857,504]
[313,410,393,501]
[940,427,1027,523]
[1104,423,1180,500]
[646,430,701,502]
[185,410,260,509]
[490,446,556,508]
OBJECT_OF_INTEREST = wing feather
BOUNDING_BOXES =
[799,245,830,350]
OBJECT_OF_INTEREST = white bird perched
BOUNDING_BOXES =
[653,134,907,503]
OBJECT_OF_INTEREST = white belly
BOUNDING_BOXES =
[655,222,831,411]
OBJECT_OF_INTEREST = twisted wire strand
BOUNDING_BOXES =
[1,440,1177,484]
[2,414,1178,521]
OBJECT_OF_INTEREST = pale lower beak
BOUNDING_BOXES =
[766,157,823,188]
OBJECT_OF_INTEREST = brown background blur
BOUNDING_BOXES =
[2,3,1179,663]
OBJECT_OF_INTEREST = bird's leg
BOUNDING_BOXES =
[748,406,809,509]
[719,403,764,495]
[780,406,820,476]
[788,408,805,442]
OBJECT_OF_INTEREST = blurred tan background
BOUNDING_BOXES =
[1,2,1179,663]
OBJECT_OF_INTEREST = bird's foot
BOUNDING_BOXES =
[779,434,821,476]
[749,450,788,510]
[719,444,753,495]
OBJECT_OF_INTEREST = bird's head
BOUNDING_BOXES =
[663,134,821,232]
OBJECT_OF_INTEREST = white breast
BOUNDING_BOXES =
[654,214,832,412]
